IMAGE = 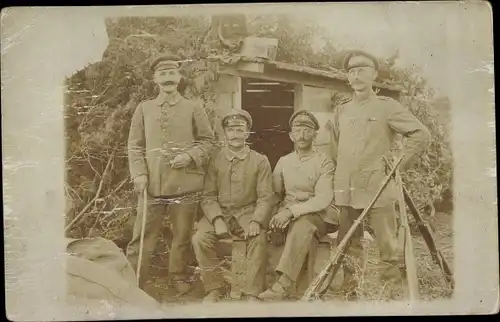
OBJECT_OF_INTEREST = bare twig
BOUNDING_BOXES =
[377,282,388,301]
[84,150,102,179]
[104,178,129,199]
[64,146,118,234]
[65,182,83,203]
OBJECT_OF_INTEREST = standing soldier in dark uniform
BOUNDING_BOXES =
[331,50,431,299]
[192,109,274,303]
[127,54,215,294]
[258,111,336,301]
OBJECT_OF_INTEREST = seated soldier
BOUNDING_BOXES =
[258,110,335,301]
[192,109,274,303]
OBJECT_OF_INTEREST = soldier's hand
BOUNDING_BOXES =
[133,175,148,193]
[270,209,293,230]
[170,153,193,169]
[214,218,230,239]
[246,221,261,239]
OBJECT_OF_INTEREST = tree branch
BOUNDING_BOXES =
[64,146,118,234]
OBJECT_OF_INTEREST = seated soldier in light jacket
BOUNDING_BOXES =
[259,110,335,301]
[192,109,274,303]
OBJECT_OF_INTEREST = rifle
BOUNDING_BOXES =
[301,155,405,301]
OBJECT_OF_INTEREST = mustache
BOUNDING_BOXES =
[161,81,178,86]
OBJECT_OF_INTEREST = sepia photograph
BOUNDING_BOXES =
[2,2,497,320]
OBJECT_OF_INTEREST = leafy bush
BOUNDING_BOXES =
[64,15,453,249]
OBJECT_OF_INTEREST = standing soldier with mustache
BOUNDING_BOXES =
[331,50,431,300]
[127,54,215,294]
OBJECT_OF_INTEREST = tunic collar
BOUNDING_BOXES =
[223,145,250,162]
[155,91,182,106]
[294,149,317,162]
[353,90,376,105]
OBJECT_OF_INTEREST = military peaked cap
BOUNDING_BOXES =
[221,109,253,129]
[289,110,320,131]
[150,54,182,72]
[343,50,379,72]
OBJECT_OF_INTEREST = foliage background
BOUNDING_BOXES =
[64,15,453,251]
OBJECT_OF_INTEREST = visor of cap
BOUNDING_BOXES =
[289,110,320,130]
[222,110,253,129]
[224,117,248,127]
[150,55,181,72]
[292,118,316,130]
[343,50,379,71]
[155,61,180,70]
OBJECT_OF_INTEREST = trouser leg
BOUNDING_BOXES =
[168,200,198,279]
[337,206,365,294]
[242,232,268,296]
[191,216,226,292]
[275,214,326,283]
[368,203,402,279]
[233,208,268,297]
[126,194,165,288]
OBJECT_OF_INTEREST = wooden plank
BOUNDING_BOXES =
[237,61,265,73]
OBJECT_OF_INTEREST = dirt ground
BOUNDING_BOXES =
[143,211,454,304]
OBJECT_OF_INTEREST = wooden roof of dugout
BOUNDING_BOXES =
[220,56,405,95]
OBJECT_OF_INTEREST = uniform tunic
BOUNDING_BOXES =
[201,145,274,227]
[273,149,336,224]
[128,92,215,197]
[331,94,431,209]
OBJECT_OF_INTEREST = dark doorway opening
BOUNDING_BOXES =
[241,77,295,170]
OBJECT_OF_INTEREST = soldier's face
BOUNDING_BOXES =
[224,124,250,149]
[347,57,378,91]
[290,126,316,150]
[154,68,181,93]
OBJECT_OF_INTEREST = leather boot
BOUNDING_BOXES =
[258,282,290,301]
[202,287,226,303]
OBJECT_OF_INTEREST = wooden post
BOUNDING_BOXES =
[293,84,304,111]
[395,166,420,301]
[383,156,454,290]
[232,77,242,110]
